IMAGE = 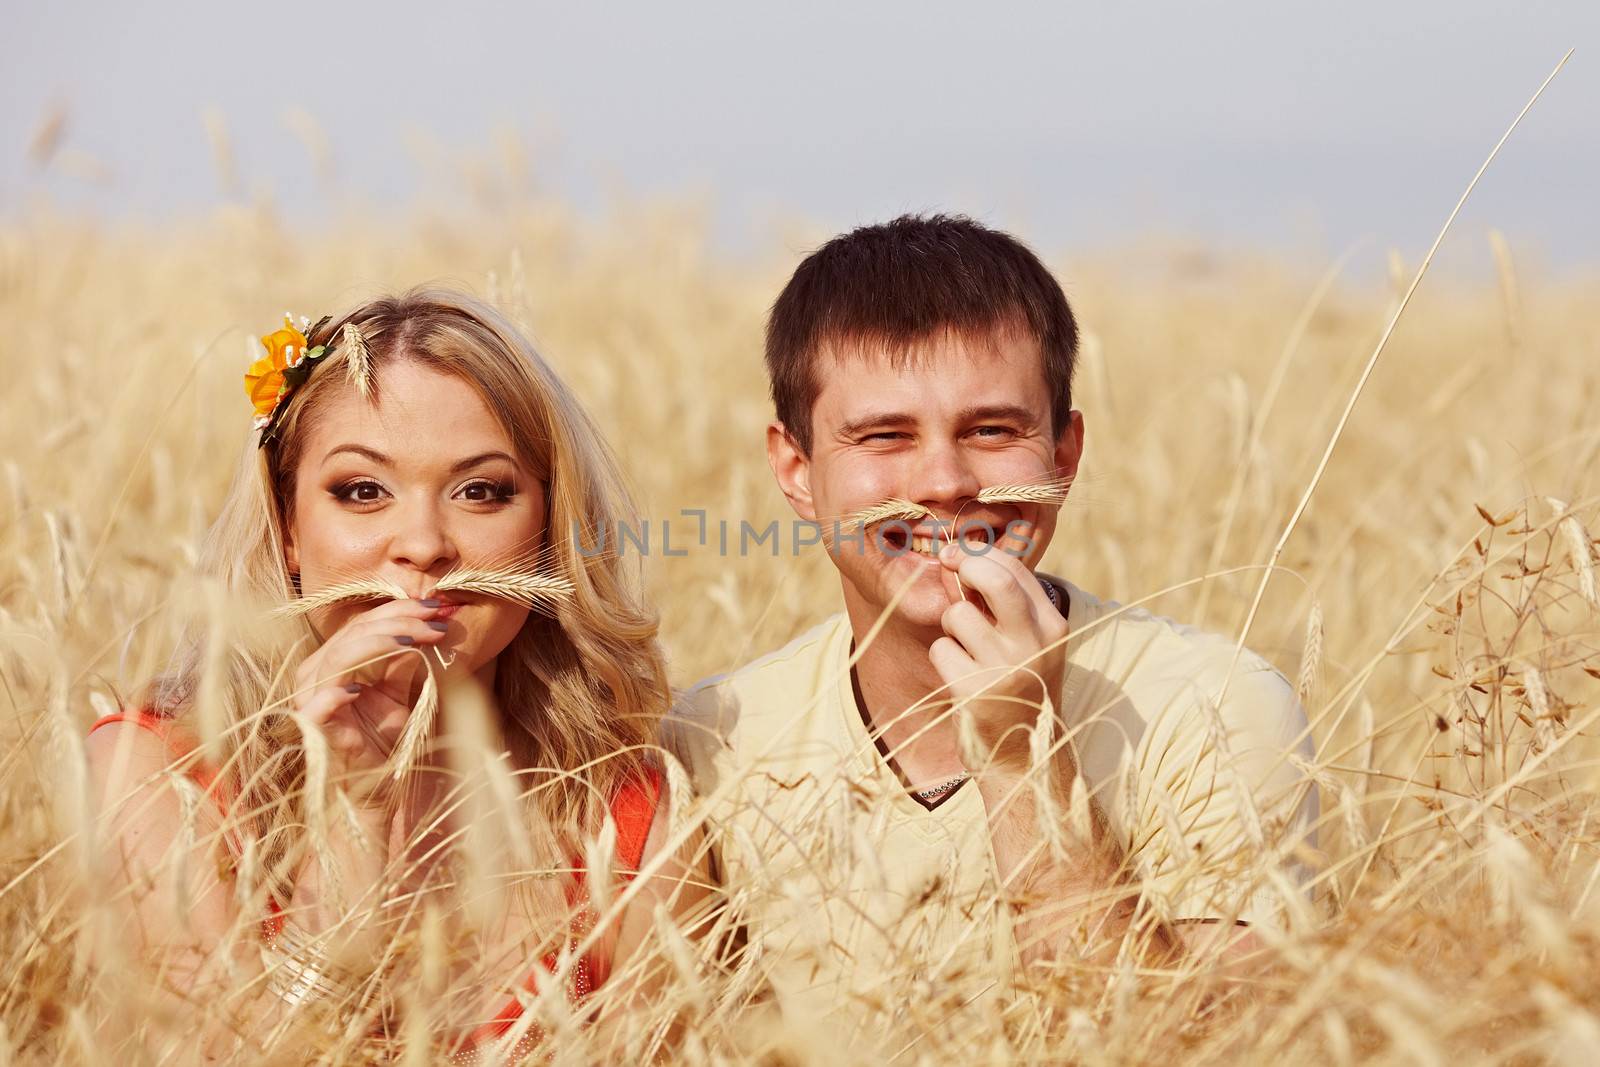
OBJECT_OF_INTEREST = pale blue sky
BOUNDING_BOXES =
[4,1,1595,271]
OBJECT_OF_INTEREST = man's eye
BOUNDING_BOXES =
[972,426,1015,439]
[863,432,906,442]
[332,480,387,503]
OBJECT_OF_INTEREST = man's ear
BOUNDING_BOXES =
[1054,410,1085,490]
[766,421,817,522]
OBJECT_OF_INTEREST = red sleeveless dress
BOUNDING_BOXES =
[90,709,662,1060]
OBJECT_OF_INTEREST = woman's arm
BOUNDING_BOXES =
[86,722,391,1060]
[88,721,279,1059]
[591,775,717,1045]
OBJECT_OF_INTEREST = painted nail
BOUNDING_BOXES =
[394,634,416,645]
[427,621,449,632]
[420,597,442,608]
[343,683,362,694]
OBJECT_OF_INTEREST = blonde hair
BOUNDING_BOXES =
[153,287,667,905]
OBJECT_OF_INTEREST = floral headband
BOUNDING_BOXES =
[245,313,372,447]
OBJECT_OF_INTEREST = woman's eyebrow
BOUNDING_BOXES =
[450,450,517,474]
[323,443,392,467]
[320,446,518,473]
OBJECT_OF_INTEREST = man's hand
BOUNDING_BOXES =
[923,528,1186,970]
[927,527,1069,770]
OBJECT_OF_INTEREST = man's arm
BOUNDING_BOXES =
[935,547,1319,965]
[972,733,1179,967]
[929,541,1177,967]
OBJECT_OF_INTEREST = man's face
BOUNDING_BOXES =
[767,325,1084,635]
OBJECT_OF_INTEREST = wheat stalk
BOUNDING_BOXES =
[274,577,410,616]
[276,568,573,617]
[843,476,1073,530]
[1546,497,1598,609]
[845,498,927,528]
[1216,50,1571,713]
[433,567,575,610]
[973,476,1073,508]
[1518,660,1558,752]
[272,568,571,781]
[343,322,374,400]
[1296,598,1324,707]
[386,658,439,782]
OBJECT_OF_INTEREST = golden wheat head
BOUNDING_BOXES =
[433,567,575,610]
[972,475,1073,508]
[342,322,375,400]
[275,577,409,616]
[843,476,1073,530]
[276,568,573,617]
[845,498,929,528]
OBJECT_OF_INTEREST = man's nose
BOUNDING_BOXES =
[908,438,982,512]
[388,499,458,576]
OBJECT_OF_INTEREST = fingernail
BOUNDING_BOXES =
[420,597,442,608]
[343,683,362,694]
[394,634,416,645]
[939,543,960,561]
[427,620,449,632]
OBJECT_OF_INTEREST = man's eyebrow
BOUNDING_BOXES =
[958,403,1039,425]
[837,412,917,436]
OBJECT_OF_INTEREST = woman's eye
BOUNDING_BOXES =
[459,479,515,503]
[332,480,387,504]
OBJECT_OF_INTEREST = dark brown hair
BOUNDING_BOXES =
[766,213,1079,454]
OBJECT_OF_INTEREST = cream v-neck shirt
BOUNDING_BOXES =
[668,577,1317,1024]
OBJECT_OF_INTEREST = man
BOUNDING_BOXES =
[670,215,1317,1030]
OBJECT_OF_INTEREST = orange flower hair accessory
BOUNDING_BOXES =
[245,312,331,446]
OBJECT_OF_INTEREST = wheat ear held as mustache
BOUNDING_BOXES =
[276,567,574,616]
[844,477,1073,529]
[277,567,571,782]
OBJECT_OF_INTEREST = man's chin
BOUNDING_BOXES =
[879,574,957,633]
[841,552,957,633]
[895,604,954,637]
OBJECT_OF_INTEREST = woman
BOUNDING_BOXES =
[86,289,707,1061]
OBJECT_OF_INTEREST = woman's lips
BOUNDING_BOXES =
[433,601,464,620]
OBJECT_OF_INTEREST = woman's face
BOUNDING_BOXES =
[283,360,546,682]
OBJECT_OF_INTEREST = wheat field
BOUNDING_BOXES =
[1,192,1598,1064]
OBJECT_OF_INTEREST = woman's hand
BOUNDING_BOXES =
[290,597,451,807]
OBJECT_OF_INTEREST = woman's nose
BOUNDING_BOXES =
[388,500,458,574]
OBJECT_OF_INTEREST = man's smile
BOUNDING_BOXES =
[875,515,1020,559]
